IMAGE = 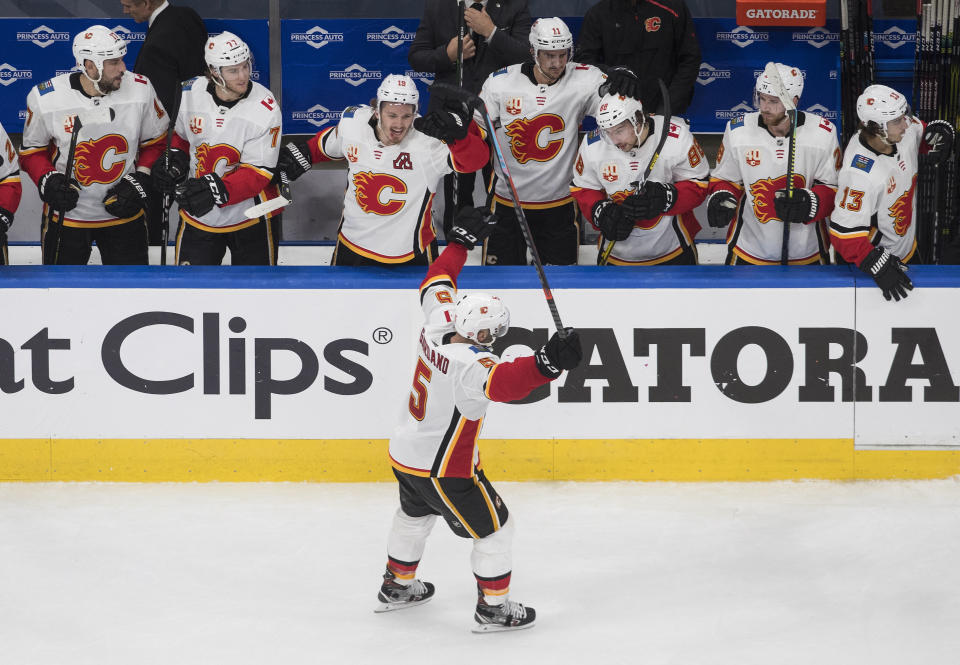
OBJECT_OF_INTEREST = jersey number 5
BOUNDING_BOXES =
[408,358,432,421]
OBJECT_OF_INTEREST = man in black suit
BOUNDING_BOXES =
[121,0,207,244]
[408,0,532,236]
[575,0,700,115]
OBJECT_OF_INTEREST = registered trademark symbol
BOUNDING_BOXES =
[373,327,393,344]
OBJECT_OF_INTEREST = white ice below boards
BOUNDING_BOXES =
[1,479,957,664]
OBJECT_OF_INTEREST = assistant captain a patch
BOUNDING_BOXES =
[852,154,874,173]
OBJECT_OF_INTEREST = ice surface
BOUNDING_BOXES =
[2,480,958,665]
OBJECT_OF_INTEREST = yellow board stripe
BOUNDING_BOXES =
[431,477,480,538]
[1,438,958,482]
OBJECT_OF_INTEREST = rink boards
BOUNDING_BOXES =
[1,265,958,482]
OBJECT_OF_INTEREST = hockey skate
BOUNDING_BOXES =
[472,590,536,633]
[374,567,435,613]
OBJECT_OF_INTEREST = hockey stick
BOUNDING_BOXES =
[456,0,465,89]
[597,78,671,266]
[243,170,292,218]
[761,62,799,265]
[51,114,83,264]
[430,81,567,337]
[159,84,181,266]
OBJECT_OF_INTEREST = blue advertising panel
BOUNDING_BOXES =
[0,18,268,131]
[689,20,841,134]
[281,16,584,135]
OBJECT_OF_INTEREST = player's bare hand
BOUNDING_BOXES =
[465,7,495,38]
[446,35,476,62]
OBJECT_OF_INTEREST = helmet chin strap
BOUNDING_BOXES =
[82,65,108,95]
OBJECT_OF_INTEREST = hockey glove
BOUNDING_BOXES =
[705,190,738,228]
[593,199,635,242]
[0,207,12,233]
[277,140,313,182]
[921,119,955,166]
[448,206,497,250]
[175,173,229,218]
[621,181,677,220]
[859,247,913,302]
[103,172,154,219]
[414,101,471,143]
[773,187,818,224]
[600,66,642,100]
[535,328,583,378]
[38,171,80,212]
[153,148,190,195]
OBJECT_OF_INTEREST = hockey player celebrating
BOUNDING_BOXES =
[274,75,489,266]
[0,120,23,265]
[152,31,284,265]
[706,62,841,265]
[570,93,709,265]
[19,26,167,265]
[376,207,582,632]
[830,84,955,301]
[479,17,608,265]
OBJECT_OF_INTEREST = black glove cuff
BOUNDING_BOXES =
[534,347,562,378]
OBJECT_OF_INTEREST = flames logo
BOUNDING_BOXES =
[504,114,564,164]
[749,174,806,223]
[602,164,618,182]
[888,175,916,236]
[354,171,407,216]
[72,134,128,186]
[194,143,241,178]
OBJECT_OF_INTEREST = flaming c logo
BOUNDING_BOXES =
[72,134,128,186]
[354,171,407,216]
[888,175,916,236]
[194,143,241,178]
[505,114,564,164]
[749,174,806,223]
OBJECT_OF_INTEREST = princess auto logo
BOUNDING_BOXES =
[804,104,838,121]
[0,63,32,87]
[292,104,341,128]
[716,101,754,120]
[697,63,732,86]
[330,64,382,87]
[110,25,145,43]
[791,27,840,49]
[290,26,345,49]
[716,26,768,48]
[17,25,70,48]
[875,26,915,50]
[405,70,435,85]
[367,25,415,49]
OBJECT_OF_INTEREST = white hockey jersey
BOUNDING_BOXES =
[0,121,20,196]
[571,117,709,264]
[480,61,606,207]
[20,72,167,227]
[319,105,455,262]
[389,276,500,478]
[175,77,282,232]
[710,111,841,264]
[829,119,923,263]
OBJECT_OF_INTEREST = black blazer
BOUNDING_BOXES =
[408,0,532,102]
[134,5,208,116]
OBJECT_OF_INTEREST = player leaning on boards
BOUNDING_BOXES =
[19,26,167,265]
[479,17,608,266]
[705,62,841,265]
[0,121,23,265]
[570,93,709,265]
[375,207,581,632]
[830,84,955,302]
[275,75,489,266]
[151,32,284,266]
